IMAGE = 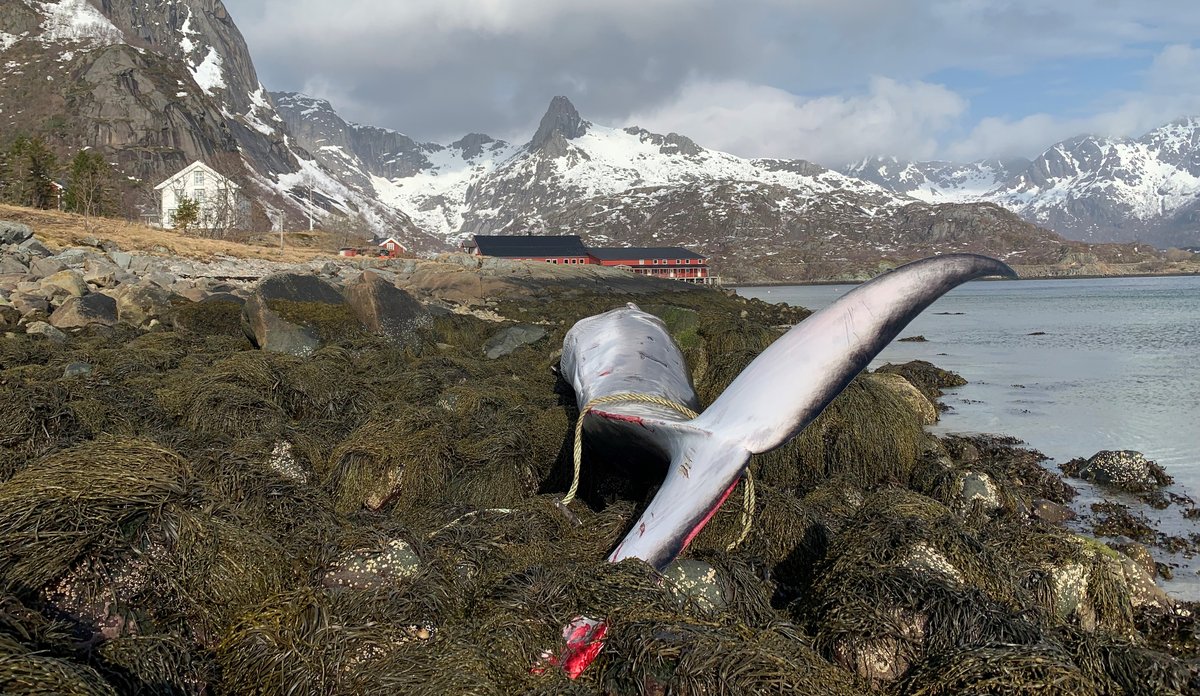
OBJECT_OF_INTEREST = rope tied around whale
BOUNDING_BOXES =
[564,392,756,552]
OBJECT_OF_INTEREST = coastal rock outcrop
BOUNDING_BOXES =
[48,294,118,329]
[241,273,352,357]
[343,270,430,343]
[1061,450,1173,492]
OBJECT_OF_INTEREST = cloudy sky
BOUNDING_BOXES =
[222,0,1200,166]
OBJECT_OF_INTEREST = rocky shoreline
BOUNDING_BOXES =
[1,218,1198,694]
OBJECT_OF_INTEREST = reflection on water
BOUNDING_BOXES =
[738,275,1200,597]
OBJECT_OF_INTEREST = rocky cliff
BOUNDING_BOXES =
[0,0,437,251]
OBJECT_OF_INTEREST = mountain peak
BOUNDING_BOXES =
[529,95,588,153]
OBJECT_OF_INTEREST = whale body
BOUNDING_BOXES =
[560,253,1017,571]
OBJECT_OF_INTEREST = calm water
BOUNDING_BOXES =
[737,275,1200,597]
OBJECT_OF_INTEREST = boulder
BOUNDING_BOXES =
[0,256,29,275]
[30,257,68,278]
[62,362,94,379]
[10,293,49,316]
[25,320,67,343]
[0,220,33,245]
[0,305,20,329]
[866,372,938,425]
[483,324,548,359]
[955,471,1001,514]
[49,294,118,329]
[145,271,178,289]
[343,270,430,342]
[83,260,125,288]
[111,283,178,328]
[1030,499,1076,524]
[1061,450,1173,492]
[662,559,728,612]
[18,237,52,257]
[321,539,420,591]
[241,272,350,356]
[108,250,132,269]
[40,270,90,299]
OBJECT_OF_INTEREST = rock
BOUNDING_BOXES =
[10,293,49,316]
[265,441,308,483]
[0,256,29,275]
[49,294,118,329]
[956,471,1001,513]
[40,270,90,299]
[203,292,246,305]
[83,260,124,288]
[62,362,94,379]
[145,271,178,289]
[111,284,178,328]
[0,305,21,329]
[662,559,728,612]
[1050,561,1096,629]
[867,372,938,425]
[25,320,67,343]
[0,220,33,245]
[242,272,349,357]
[900,543,965,585]
[19,237,52,257]
[30,257,68,278]
[483,324,548,359]
[1061,450,1173,492]
[1031,499,1076,524]
[109,250,132,269]
[876,360,967,404]
[321,539,420,591]
[343,270,430,342]
[1110,541,1156,578]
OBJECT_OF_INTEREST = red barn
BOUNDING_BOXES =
[379,237,407,257]
[588,247,711,284]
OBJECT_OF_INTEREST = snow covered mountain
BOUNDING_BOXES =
[0,0,436,250]
[843,120,1200,249]
[275,94,1151,281]
[842,158,1031,204]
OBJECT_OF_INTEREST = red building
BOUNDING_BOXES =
[467,235,712,284]
[587,247,710,284]
[470,235,594,266]
[379,237,408,257]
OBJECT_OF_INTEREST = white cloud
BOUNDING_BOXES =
[627,77,967,165]
[945,43,1200,161]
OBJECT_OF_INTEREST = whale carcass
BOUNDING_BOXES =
[544,253,1017,677]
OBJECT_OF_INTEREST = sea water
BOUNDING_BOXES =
[737,275,1200,598]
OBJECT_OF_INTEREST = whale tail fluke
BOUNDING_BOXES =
[605,253,1016,570]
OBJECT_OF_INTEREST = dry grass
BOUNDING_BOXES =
[0,204,339,263]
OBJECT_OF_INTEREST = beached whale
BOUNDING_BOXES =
[560,253,1017,571]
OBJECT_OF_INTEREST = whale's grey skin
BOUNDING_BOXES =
[560,253,1017,571]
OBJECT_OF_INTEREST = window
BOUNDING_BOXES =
[653,259,659,265]
[194,170,205,186]
[194,189,206,203]
[167,208,176,220]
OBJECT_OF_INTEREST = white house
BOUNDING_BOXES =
[153,161,245,231]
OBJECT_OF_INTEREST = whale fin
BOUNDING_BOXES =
[691,253,1016,454]
[606,253,1016,570]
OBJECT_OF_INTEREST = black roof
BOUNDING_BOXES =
[473,235,590,258]
[588,246,706,261]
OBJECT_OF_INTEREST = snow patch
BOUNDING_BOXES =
[190,47,224,95]
[0,32,20,52]
[35,0,123,46]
